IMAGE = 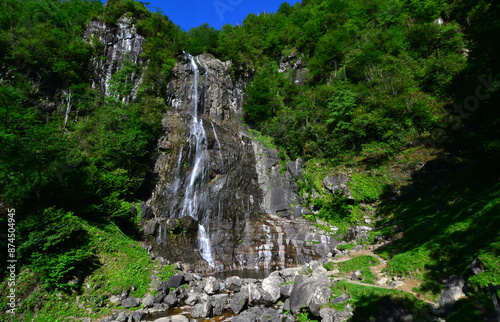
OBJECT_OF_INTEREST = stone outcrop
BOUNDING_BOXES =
[84,16,145,100]
[166,53,246,123]
[141,54,341,273]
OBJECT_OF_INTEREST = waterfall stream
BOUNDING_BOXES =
[179,53,214,267]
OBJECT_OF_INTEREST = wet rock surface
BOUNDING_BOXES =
[140,55,343,273]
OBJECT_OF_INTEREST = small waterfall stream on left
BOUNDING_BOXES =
[179,53,214,267]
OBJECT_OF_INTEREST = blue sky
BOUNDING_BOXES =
[143,0,300,31]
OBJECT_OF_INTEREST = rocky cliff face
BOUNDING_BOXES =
[84,16,145,100]
[166,54,246,123]
[141,54,339,273]
[83,18,345,274]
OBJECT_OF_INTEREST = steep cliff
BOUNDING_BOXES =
[84,16,145,100]
[140,54,339,273]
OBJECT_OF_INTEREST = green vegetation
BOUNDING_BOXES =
[337,243,356,251]
[330,280,433,321]
[1,0,499,319]
[376,164,500,306]
[325,255,380,284]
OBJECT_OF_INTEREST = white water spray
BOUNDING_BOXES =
[180,53,215,267]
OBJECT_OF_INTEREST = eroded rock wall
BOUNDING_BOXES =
[140,55,340,273]
[84,17,145,100]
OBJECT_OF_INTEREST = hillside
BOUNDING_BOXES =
[0,0,499,321]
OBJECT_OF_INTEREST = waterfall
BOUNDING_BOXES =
[211,122,224,167]
[179,53,215,267]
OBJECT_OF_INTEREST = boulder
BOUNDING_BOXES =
[170,316,189,322]
[308,285,332,316]
[289,274,331,315]
[191,300,213,318]
[438,275,467,315]
[280,284,293,298]
[334,310,353,321]
[283,298,290,311]
[185,294,198,306]
[257,308,281,322]
[121,296,140,308]
[233,307,263,322]
[331,294,350,304]
[229,292,249,313]
[154,291,167,303]
[320,308,336,322]
[262,275,284,303]
[156,281,170,294]
[163,293,179,307]
[128,311,144,322]
[116,312,127,322]
[469,258,484,275]
[245,283,264,305]
[213,293,229,305]
[167,274,185,288]
[204,276,220,295]
[211,296,224,316]
[141,293,155,308]
[350,270,362,281]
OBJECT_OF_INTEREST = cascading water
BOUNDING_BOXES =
[178,53,214,267]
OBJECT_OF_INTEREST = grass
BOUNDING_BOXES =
[324,255,380,284]
[0,219,158,321]
[330,280,433,321]
[374,157,500,315]
[337,243,357,251]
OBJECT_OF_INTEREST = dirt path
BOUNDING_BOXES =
[326,245,437,306]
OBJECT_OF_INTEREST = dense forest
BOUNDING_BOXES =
[0,0,499,320]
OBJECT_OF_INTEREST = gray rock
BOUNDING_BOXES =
[233,307,263,322]
[334,310,353,321]
[185,293,198,306]
[212,296,224,316]
[262,275,284,303]
[154,291,167,303]
[287,159,303,179]
[167,274,185,288]
[121,296,140,308]
[308,285,332,316]
[351,270,362,281]
[163,293,178,306]
[174,286,187,299]
[244,283,264,305]
[116,312,127,322]
[438,275,467,315]
[289,274,331,315]
[389,281,404,289]
[191,299,213,318]
[320,308,336,322]
[204,276,220,295]
[331,294,350,304]
[128,311,144,322]
[213,293,229,305]
[156,281,170,294]
[258,308,281,322]
[229,292,248,313]
[184,294,198,306]
[83,17,145,101]
[283,298,290,311]
[169,316,189,322]
[280,283,293,298]
[141,293,155,308]
[323,173,352,199]
[469,258,484,275]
